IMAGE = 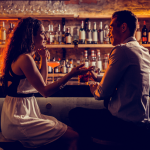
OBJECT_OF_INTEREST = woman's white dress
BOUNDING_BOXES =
[1,78,67,148]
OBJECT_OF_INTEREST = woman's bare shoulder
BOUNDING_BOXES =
[18,53,34,64]
[19,53,33,60]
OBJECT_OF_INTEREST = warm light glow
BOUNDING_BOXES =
[0,19,18,21]
[0,46,7,76]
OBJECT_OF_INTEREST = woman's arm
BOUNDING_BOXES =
[19,54,92,98]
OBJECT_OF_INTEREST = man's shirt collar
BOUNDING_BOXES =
[122,36,137,44]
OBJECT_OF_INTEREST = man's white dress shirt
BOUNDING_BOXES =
[94,37,150,123]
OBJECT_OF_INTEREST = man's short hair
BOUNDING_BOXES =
[112,10,137,36]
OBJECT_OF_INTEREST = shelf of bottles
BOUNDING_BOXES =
[0,14,150,48]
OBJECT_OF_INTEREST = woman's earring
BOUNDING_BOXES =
[31,42,35,50]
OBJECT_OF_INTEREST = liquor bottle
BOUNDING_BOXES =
[58,58,61,73]
[94,53,97,71]
[148,27,150,44]
[104,53,109,70]
[85,20,88,44]
[86,22,92,44]
[47,54,52,73]
[52,57,58,73]
[46,24,50,44]
[70,59,73,69]
[104,25,109,44]
[57,24,62,44]
[68,60,72,73]
[67,64,71,73]
[90,50,96,71]
[76,57,80,66]
[66,59,69,73]
[79,21,85,44]
[78,50,89,84]
[98,22,104,44]
[62,25,66,44]
[73,26,79,45]
[84,50,89,68]
[97,50,102,75]
[70,27,74,45]
[7,23,14,39]
[142,21,148,44]
[92,22,98,44]
[62,60,66,73]
[65,28,71,44]
[0,21,6,45]
[135,22,141,43]
[80,52,84,64]
[55,64,59,73]
[50,25,54,44]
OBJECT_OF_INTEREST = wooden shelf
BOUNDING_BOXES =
[78,14,150,19]
[136,15,150,19]
[1,44,150,49]
[0,45,5,48]
[141,44,150,47]
[1,14,150,21]
[78,15,111,19]
[78,44,114,48]
[45,44,74,48]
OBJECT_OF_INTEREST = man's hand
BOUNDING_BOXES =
[89,83,98,95]
[89,71,98,81]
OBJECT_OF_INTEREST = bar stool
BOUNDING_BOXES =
[91,134,150,150]
[0,132,53,150]
[91,137,126,150]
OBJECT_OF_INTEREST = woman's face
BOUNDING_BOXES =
[34,24,46,50]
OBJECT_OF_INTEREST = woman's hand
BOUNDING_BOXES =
[70,64,93,77]
[37,47,50,58]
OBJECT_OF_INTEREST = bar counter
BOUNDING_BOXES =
[0,79,104,127]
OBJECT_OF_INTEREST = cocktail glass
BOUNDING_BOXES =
[47,61,60,82]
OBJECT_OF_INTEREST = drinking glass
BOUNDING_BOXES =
[78,74,89,85]
[47,61,60,82]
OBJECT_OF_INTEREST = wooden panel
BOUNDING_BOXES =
[0,14,75,20]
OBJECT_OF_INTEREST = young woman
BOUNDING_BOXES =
[1,17,92,150]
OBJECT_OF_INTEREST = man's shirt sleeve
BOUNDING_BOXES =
[94,46,129,100]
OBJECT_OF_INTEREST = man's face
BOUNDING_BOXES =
[109,17,122,46]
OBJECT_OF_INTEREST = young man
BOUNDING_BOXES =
[69,10,150,149]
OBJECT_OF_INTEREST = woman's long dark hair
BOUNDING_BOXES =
[1,17,42,95]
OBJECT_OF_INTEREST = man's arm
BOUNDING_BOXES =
[92,46,129,100]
